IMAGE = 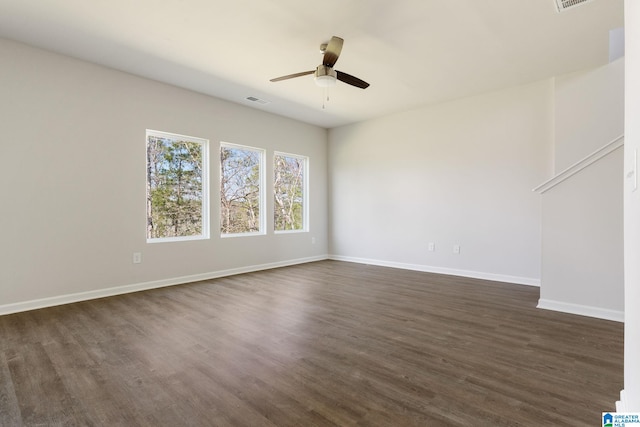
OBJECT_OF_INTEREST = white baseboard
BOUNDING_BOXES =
[0,255,329,316]
[617,390,627,412]
[537,298,624,322]
[328,255,540,287]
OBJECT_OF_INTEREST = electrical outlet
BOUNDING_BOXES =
[453,245,461,254]
[428,242,435,252]
[133,252,142,264]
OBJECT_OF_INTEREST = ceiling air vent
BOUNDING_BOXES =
[246,96,270,105]
[555,0,594,12]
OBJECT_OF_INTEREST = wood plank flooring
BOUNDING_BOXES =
[0,260,623,426]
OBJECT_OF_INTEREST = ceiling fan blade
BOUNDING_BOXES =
[336,71,370,89]
[323,36,344,67]
[270,70,315,82]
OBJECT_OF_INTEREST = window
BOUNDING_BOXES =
[220,143,265,235]
[274,152,308,232]
[146,130,209,242]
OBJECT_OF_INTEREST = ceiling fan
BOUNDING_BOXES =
[270,36,370,89]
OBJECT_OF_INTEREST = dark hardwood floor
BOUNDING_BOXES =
[0,260,623,426]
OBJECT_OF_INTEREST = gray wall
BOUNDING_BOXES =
[537,59,625,321]
[0,38,329,313]
[328,80,554,285]
[538,148,624,320]
[554,59,625,172]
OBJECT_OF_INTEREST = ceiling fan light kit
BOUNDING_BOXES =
[270,36,369,90]
[314,65,337,87]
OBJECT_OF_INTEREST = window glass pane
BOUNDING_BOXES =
[220,144,263,235]
[274,153,307,232]
[146,131,208,242]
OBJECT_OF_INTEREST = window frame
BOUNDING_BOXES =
[273,151,309,234]
[145,129,210,244]
[219,142,266,238]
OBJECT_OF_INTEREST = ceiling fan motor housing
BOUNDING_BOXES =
[270,36,368,89]
[315,65,337,87]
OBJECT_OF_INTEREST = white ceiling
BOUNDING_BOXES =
[0,0,624,128]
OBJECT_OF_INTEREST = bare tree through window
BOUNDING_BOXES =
[220,144,263,235]
[274,153,307,232]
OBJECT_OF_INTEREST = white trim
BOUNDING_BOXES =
[617,390,628,412]
[533,135,624,194]
[273,151,309,233]
[220,142,266,236]
[537,298,624,322]
[147,234,210,244]
[329,255,540,287]
[220,231,266,239]
[0,255,329,316]
[146,129,210,242]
